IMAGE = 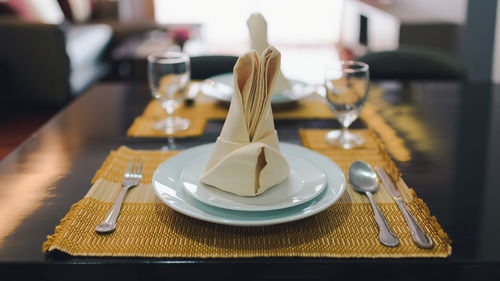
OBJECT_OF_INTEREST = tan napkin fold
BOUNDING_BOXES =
[247,13,292,93]
[200,47,290,196]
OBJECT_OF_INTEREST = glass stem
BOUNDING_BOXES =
[167,136,176,150]
[340,127,348,139]
[161,98,176,116]
[159,98,177,150]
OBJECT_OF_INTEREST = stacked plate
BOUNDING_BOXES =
[152,143,346,226]
[200,73,316,105]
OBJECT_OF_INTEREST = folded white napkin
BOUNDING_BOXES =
[200,47,290,197]
[247,13,292,93]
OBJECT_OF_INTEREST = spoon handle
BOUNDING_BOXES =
[365,191,399,247]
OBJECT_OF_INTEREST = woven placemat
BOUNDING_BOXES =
[43,131,451,258]
[126,100,211,138]
[126,86,412,163]
[127,93,334,137]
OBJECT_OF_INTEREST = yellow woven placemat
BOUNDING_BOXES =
[126,93,334,137]
[42,131,451,258]
[125,85,412,155]
[126,100,211,138]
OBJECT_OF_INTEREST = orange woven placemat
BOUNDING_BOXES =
[43,131,450,258]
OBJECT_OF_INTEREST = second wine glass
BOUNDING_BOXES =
[148,52,191,136]
[324,60,369,149]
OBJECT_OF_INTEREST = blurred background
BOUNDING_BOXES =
[0,0,497,158]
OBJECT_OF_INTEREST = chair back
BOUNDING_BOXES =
[357,46,466,80]
[190,55,238,80]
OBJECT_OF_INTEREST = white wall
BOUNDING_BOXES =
[366,0,468,23]
[154,0,344,46]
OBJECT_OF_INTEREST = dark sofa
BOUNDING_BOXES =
[0,17,112,107]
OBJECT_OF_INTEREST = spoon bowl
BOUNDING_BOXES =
[349,160,378,193]
[348,160,399,247]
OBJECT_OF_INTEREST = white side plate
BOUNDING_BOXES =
[201,73,315,104]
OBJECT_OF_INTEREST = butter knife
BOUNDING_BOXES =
[375,167,434,249]
[184,82,201,106]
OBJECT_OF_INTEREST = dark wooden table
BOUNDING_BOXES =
[0,81,499,280]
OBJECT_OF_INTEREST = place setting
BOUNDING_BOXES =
[151,47,345,226]
[43,46,450,259]
[200,13,316,107]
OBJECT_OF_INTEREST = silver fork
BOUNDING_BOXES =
[95,156,144,233]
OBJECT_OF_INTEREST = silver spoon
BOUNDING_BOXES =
[349,160,399,247]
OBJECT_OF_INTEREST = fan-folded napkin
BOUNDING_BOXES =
[200,47,290,196]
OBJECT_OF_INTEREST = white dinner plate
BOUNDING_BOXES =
[200,73,315,104]
[180,151,327,211]
[152,143,346,226]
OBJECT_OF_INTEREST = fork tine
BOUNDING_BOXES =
[132,157,139,178]
[130,156,143,181]
[137,157,144,180]
[123,157,132,180]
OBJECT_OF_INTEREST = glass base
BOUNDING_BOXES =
[325,129,365,149]
[153,116,190,134]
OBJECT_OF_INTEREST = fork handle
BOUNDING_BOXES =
[95,185,129,233]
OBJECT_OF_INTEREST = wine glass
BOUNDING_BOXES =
[147,52,191,142]
[324,60,369,149]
